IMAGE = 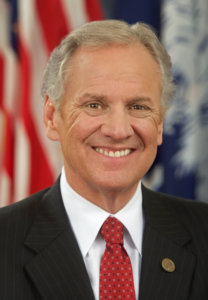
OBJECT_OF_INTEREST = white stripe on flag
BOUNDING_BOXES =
[14,120,30,201]
[61,0,89,29]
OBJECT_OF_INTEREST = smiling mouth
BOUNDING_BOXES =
[94,147,133,158]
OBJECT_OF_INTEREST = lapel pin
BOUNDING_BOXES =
[161,258,176,273]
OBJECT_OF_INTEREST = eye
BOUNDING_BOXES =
[129,104,149,111]
[83,101,107,116]
[88,103,102,109]
[128,103,152,118]
[131,104,146,110]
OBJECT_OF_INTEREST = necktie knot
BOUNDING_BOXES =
[100,217,124,245]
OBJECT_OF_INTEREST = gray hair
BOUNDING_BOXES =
[41,19,175,112]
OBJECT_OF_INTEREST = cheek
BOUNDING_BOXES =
[66,113,103,143]
[133,120,161,147]
[62,108,82,138]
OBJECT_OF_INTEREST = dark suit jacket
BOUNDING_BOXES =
[0,179,208,300]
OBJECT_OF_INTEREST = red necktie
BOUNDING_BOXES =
[99,217,136,299]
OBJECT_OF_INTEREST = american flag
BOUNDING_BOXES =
[0,0,103,207]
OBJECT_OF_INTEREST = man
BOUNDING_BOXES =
[0,20,208,300]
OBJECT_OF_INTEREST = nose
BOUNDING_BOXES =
[101,108,134,140]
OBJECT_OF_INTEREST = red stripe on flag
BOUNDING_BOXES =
[0,53,4,108]
[35,0,70,53]
[19,37,54,195]
[85,0,104,21]
[2,111,15,180]
[0,52,4,177]
[0,52,15,203]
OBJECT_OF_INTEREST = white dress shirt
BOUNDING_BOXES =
[60,168,144,300]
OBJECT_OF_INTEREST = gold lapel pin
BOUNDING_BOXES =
[161,258,176,273]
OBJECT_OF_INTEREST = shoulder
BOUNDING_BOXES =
[142,183,208,209]
[0,187,50,236]
[142,184,208,229]
[0,187,49,216]
[148,186,208,211]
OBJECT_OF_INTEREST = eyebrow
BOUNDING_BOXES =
[125,96,153,104]
[80,93,107,101]
[79,93,153,105]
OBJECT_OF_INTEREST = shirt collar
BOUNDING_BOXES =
[60,168,144,257]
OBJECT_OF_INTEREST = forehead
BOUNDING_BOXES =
[68,43,161,82]
[73,42,157,62]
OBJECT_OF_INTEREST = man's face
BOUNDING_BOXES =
[45,43,163,198]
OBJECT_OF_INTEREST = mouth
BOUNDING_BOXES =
[94,147,133,158]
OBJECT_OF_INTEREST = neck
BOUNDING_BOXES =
[91,186,139,213]
[65,172,139,214]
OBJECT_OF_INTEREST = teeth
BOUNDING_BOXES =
[109,151,114,157]
[125,149,131,155]
[115,151,120,158]
[95,148,132,157]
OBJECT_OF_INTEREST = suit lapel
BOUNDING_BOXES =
[24,180,95,300]
[139,185,196,300]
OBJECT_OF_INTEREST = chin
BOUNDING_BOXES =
[95,177,139,193]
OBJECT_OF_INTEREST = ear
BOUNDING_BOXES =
[43,95,60,141]
[157,120,163,146]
